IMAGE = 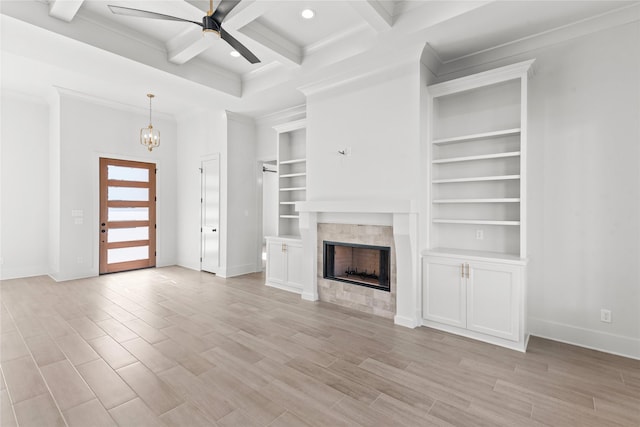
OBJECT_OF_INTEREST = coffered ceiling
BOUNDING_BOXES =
[1,1,638,117]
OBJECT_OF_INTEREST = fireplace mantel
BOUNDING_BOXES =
[296,200,418,214]
[296,199,421,329]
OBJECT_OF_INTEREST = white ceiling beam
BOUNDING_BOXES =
[48,0,85,22]
[221,0,301,66]
[238,21,301,66]
[166,27,215,65]
[348,0,393,33]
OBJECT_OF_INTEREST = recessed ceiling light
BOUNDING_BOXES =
[230,50,241,58]
[301,9,315,19]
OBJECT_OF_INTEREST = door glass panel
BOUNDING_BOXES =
[108,187,149,201]
[108,227,149,243]
[108,246,149,263]
[108,165,149,182]
[108,207,149,221]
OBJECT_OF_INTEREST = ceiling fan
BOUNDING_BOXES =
[107,0,260,64]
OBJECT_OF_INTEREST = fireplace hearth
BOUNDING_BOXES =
[323,241,390,292]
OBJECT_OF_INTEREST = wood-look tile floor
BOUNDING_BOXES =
[1,267,639,426]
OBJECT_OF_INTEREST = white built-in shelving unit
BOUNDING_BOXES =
[422,60,535,352]
[274,119,306,237]
[265,118,307,295]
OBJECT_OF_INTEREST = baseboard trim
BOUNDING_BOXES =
[301,291,318,301]
[394,315,419,329]
[0,265,49,280]
[222,263,259,278]
[266,281,303,295]
[529,317,640,360]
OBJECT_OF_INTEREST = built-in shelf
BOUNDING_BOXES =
[280,215,300,219]
[432,152,521,164]
[433,128,521,145]
[432,219,521,225]
[432,175,520,184]
[280,187,306,192]
[279,158,306,165]
[433,198,520,204]
[280,172,307,178]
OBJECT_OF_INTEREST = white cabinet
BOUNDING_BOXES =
[422,254,525,349]
[423,60,533,352]
[265,237,303,294]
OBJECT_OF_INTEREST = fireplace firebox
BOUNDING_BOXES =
[323,241,390,292]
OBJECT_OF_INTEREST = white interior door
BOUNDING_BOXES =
[201,155,220,273]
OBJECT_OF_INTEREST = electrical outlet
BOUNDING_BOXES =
[476,229,484,240]
[600,309,611,323]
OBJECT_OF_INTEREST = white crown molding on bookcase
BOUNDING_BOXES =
[427,60,535,97]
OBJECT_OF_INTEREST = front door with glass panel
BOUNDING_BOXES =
[99,158,156,274]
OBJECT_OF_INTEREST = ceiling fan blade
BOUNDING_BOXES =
[211,0,240,25]
[220,28,260,64]
[108,5,203,26]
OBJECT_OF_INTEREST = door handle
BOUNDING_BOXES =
[101,229,106,233]
[212,228,217,232]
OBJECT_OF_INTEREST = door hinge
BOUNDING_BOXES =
[155,251,157,256]
[155,168,158,173]
[200,257,202,262]
[199,167,203,173]
[200,197,203,203]
[200,227,202,232]
[155,196,157,202]
[155,224,157,229]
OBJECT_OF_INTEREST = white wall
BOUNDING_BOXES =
[224,113,260,277]
[50,91,178,280]
[306,62,421,202]
[0,92,50,279]
[525,22,640,357]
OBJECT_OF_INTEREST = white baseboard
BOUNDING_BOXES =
[394,315,419,329]
[529,317,640,360]
[0,265,49,280]
[220,263,259,278]
[301,291,318,301]
[266,281,303,295]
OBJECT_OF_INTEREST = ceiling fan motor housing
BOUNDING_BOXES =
[202,15,221,35]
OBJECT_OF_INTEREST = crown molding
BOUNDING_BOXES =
[436,3,640,77]
[225,111,255,125]
[255,104,306,126]
[54,86,175,121]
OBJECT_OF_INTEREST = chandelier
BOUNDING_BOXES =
[140,94,160,152]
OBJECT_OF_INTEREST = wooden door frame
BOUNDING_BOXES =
[99,157,156,274]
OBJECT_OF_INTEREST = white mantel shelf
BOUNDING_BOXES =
[296,200,419,214]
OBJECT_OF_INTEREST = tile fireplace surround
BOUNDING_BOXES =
[317,223,396,318]
[297,200,420,328]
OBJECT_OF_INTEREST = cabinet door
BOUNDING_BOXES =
[285,243,304,291]
[422,257,466,328]
[467,262,521,341]
[266,240,286,285]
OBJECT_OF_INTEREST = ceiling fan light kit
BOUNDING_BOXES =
[108,0,260,64]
